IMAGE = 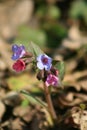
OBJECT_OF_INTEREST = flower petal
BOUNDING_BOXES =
[45,74,59,87]
[37,54,42,61]
[12,59,26,72]
[37,54,52,70]
[11,44,26,60]
[19,50,26,58]
[37,62,44,70]
[12,44,18,52]
[45,81,49,87]
[44,64,52,70]
[11,53,19,60]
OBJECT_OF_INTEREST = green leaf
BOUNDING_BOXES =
[15,25,47,47]
[69,0,87,22]
[48,5,60,19]
[6,74,38,90]
[53,60,65,80]
[21,99,29,107]
[20,90,47,108]
[29,42,44,57]
[36,5,60,19]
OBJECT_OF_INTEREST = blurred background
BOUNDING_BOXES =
[0,0,87,130]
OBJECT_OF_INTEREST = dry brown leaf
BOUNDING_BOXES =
[65,59,77,73]
[62,39,82,50]
[68,25,81,41]
[0,39,13,71]
[53,91,87,109]
[72,109,87,130]
[78,80,87,91]
[3,91,21,106]
[64,71,87,82]
[0,101,5,119]
[13,106,35,122]
[10,118,24,130]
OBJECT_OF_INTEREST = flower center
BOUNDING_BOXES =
[42,57,48,64]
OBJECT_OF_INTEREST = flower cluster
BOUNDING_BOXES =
[11,44,33,72]
[36,54,59,87]
[11,44,59,87]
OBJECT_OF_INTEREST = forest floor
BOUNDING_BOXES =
[0,25,87,130]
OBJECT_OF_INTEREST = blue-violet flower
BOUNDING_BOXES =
[45,74,58,87]
[11,44,26,60]
[37,54,52,70]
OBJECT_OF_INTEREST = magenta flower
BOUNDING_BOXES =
[45,74,58,87]
[12,59,26,72]
[37,54,52,70]
[11,44,26,60]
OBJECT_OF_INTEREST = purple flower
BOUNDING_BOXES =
[45,74,58,87]
[37,54,52,70]
[11,44,26,60]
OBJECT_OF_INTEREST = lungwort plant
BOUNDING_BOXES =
[11,42,65,124]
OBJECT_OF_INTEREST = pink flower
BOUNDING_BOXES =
[45,74,58,87]
[12,59,26,72]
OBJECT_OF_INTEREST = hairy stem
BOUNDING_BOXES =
[44,83,57,122]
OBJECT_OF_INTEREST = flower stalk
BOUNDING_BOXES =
[43,83,57,122]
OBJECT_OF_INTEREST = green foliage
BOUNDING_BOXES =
[14,23,67,49]
[45,24,67,48]
[48,6,60,19]
[70,1,87,24]
[21,99,29,107]
[15,25,47,47]
[6,75,31,90]
[53,60,65,80]
[36,6,46,17]
[49,24,67,39]
[28,42,44,57]
[20,90,47,108]
[35,3,65,48]
[36,5,60,19]
[6,74,41,92]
